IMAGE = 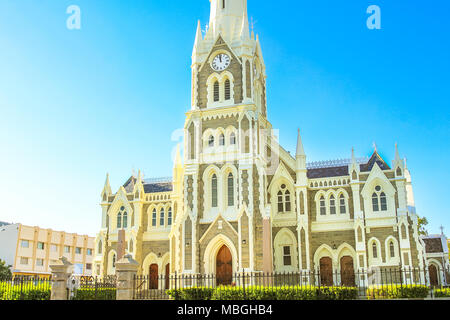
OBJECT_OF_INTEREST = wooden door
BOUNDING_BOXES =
[320,257,333,286]
[149,264,158,290]
[216,245,233,286]
[340,256,355,287]
[429,264,439,287]
[165,264,170,290]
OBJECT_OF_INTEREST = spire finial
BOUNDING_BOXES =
[395,142,401,161]
[440,225,445,235]
[373,142,378,153]
[296,128,305,157]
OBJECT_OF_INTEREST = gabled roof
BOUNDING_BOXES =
[307,166,349,179]
[422,237,444,253]
[123,176,173,194]
[360,151,391,172]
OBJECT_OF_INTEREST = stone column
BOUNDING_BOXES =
[262,216,273,273]
[116,254,139,300]
[49,257,73,300]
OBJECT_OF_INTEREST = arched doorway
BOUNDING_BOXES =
[216,245,232,286]
[340,256,355,287]
[149,264,158,290]
[320,257,333,286]
[429,264,439,287]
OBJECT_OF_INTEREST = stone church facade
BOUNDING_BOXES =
[94,0,430,286]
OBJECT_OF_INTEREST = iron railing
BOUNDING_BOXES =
[0,276,52,300]
[70,275,117,300]
[133,267,449,300]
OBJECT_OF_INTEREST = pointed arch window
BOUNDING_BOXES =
[160,208,165,226]
[112,254,116,268]
[213,81,220,102]
[339,195,346,214]
[329,195,336,215]
[117,212,122,229]
[389,241,395,258]
[212,174,218,208]
[372,193,379,212]
[168,207,172,226]
[372,243,378,259]
[152,209,157,227]
[208,135,215,147]
[227,173,234,207]
[380,192,387,211]
[277,184,292,213]
[123,212,128,228]
[219,133,225,146]
[319,196,326,215]
[230,132,236,145]
[224,79,231,100]
[372,186,387,212]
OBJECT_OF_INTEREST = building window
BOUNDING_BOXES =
[283,246,292,266]
[160,208,165,226]
[168,207,172,226]
[117,206,127,229]
[37,242,45,250]
[112,254,116,268]
[36,259,44,267]
[227,173,234,207]
[20,257,28,265]
[64,246,70,253]
[222,0,226,9]
[86,263,92,270]
[123,212,128,228]
[213,81,219,102]
[21,240,29,248]
[320,196,326,215]
[230,132,236,145]
[152,209,157,227]
[51,244,58,252]
[339,195,346,214]
[208,135,215,147]
[372,186,387,212]
[117,212,122,229]
[372,243,378,259]
[219,133,225,146]
[329,195,336,215]
[380,193,387,211]
[76,247,82,255]
[224,79,231,100]
[372,193,379,212]
[212,174,218,208]
[389,241,395,258]
[277,184,292,213]
[87,249,92,256]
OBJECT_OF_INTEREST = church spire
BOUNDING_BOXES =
[296,129,306,171]
[209,0,249,42]
[192,20,202,55]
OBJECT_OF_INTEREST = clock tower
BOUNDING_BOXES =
[174,0,274,274]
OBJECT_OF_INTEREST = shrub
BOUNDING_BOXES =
[167,286,358,301]
[435,288,450,298]
[0,282,51,300]
[71,288,117,300]
[366,284,429,300]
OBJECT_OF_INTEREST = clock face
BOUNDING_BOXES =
[212,53,231,71]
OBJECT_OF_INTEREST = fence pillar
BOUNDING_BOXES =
[49,257,73,300]
[116,254,139,300]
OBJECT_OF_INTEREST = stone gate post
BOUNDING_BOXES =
[116,254,139,300]
[49,257,73,300]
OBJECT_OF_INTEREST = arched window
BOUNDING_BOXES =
[117,212,122,229]
[112,254,116,268]
[211,174,218,208]
[389,241,395,258]
[208,135,215,147]
[329,195,336,215]
[219,133,225,146]
[319,196,326,215]
[98,241,102,254]
[123,212,128,228]
[224,79,231,100]
[372,243,378,258]
[372,193,379,212]
[227,173,234,207]
[213,81,219,102]
[277,184,291,213]
[339,195,346,214]
[152,209,157,227]
[230,132,236,145]
[380,192,387,211]
[168,207,172,226]
[222,0,226,9]
[160,208,165,226]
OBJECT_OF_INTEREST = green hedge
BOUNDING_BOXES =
[435,288,450,298]
[0,283,51,300]
[366,285,429,299]
[71,288,117,300]
[167,286,358,300]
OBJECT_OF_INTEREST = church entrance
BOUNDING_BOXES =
[429,264,439,287]
[340,256,355,287]
[216,245,233,286]
[319,257,333,286]
[149,264,158,290]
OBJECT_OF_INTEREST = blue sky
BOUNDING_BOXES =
[0,0,449,237]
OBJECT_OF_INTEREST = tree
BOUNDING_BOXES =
[0,259,12,278]
[418,216,429,236]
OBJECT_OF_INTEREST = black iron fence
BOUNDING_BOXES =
[70,275,117,300]
[0,276,52,300]
[133,267,449,300]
